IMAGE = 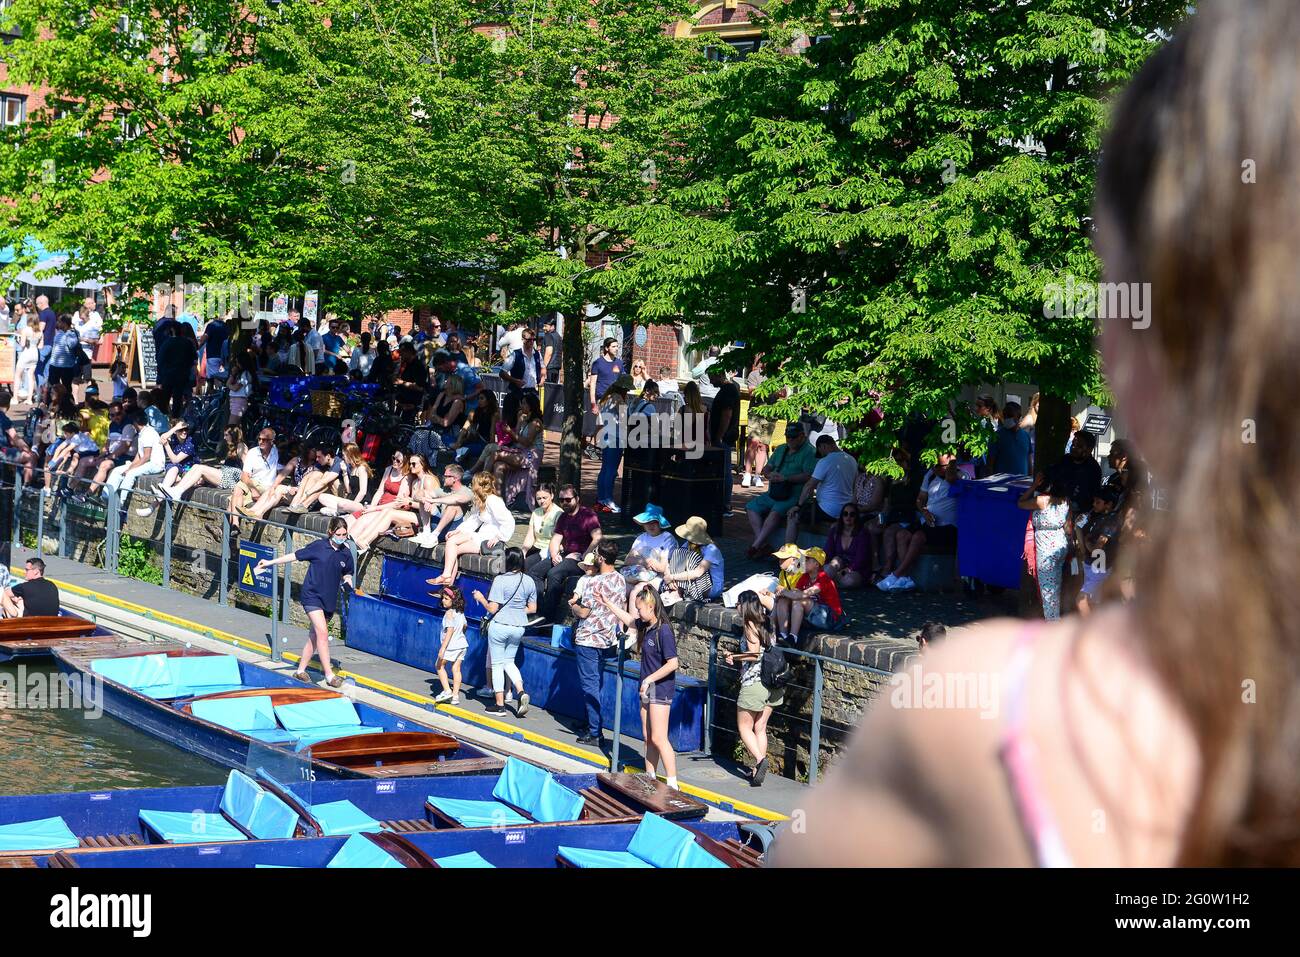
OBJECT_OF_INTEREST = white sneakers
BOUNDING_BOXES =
[876,574,899,591]
[412,530,439,548]
[740,474,753,487]
[433,689,453,703]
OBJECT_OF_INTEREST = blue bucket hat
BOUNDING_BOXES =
[633,503,667,527]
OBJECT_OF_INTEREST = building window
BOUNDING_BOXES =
[1,93,25,128]
[706,37,760,62]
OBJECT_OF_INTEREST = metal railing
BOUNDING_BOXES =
[4,462,897,783]
[4,465,353,664]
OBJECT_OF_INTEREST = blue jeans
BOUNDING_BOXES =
[575,644,612,737]
[597,444,623,505]
[34,345,52,388]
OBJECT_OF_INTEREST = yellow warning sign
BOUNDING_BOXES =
[242,565,255,586]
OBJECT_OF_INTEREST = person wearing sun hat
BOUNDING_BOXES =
[648,515,725,602]
[623,503,679,584]
[772,546,845,645]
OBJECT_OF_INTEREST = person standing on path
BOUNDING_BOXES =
[256,517,355,688]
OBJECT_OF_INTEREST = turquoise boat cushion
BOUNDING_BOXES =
[556,846,652,868]
[138,809,246,844]
[192,696,278,732]
[310,800,383,836]
[434,851,495,868]
[531,776,586,824]
[219,770,298,840]
[275,697,363,731]
[168,656,246,697]
[491,757,549,816]
[291,726,383,752]
[627,813,726,869]
[245,728,301,744]
[425,796,530,829]
[326,832,404,868]
[0,816,80,852]
[91,654,180,698]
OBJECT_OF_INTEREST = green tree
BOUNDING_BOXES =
[603,0,1184,472]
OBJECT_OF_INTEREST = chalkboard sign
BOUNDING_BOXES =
[132,324,157,387]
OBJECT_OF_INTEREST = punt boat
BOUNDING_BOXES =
[0,613,119,663]
[0,759,709,856]
[29,814,774,869]
[52,638,504,780]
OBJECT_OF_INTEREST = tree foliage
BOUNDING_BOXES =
[601,0,1185,469]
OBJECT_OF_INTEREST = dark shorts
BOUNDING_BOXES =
[645,680,676,706]
[922,523,958,549]
[301,605,334,621]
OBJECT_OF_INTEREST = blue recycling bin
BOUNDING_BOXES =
[952,475,1035,589]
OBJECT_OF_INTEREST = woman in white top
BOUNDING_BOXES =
[347,452,440,553]
[430,471,515,584]
[348,332,376,377]
[13,314,42,405]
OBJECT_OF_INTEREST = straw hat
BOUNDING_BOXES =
[675,516,712,545]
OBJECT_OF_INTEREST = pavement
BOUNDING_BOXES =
[20,548,802,820]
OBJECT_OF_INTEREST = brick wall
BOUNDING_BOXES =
[634,324,683,381]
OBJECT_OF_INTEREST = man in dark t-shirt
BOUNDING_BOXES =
[541,315,562,381]
[528,485,604,619]
[2,557,60,618]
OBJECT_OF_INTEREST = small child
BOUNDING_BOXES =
[110,359,128,402]
[773,547,844,645]
[433,587,468,704]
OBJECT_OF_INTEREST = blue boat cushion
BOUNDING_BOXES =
[0,816,80,852]
[310,800,383,836]
[274,697,363,731]
[192,696,278,733]
[138,809,246,844]
[532,776,586,824]
[291,727,383,752]
[491,757,549,816]
[326,832,405,868]
[219,770,298,840]
[486,756,585,823]
[169,655,247,697]
[90,654,181,698]
[434,851,496,868]
[626,813,727,869]
[425,796,530,829]
[556,846,653,868]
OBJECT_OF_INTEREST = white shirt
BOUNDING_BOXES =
[499,327,525,354]
[305,328,325,364]
[462,494,516,543]
[628,530,677,566]
[76,311,103,342]
[243,444,280,487]
[349,347,375,376]
[925,472,959,527]
[811,449,859,518]
[137,426,165,470]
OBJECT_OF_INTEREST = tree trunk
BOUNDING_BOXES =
[1034,391,1071,476]
[559,308,586,489]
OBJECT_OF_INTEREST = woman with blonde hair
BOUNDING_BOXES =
[289,442,373,514]
[315,443,375,516]
[777,1,1298,867]
[428,471,515,584]
[13,312,42,405]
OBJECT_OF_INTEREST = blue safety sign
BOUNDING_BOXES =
[237,541,275,597]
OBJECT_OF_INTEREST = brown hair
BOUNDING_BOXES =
[1096,0,1300,865]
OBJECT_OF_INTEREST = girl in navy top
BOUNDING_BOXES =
[602,586,680,790]
[256,517,355,688]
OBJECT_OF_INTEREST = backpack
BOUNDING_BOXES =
[760,642,792,690]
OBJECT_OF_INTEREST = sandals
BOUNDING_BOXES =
[291,670,310,683]
[321,675,346,689]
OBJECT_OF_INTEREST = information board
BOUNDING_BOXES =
[129,324,157,387]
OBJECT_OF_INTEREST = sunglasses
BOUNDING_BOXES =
[558,497,576,504]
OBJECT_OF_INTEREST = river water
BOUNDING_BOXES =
[0,662,228,795]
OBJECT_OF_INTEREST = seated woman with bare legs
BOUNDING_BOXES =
[427,471,515,585]
[346,453,440,553]
[161,428,247,502]
[313,444,374,516]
